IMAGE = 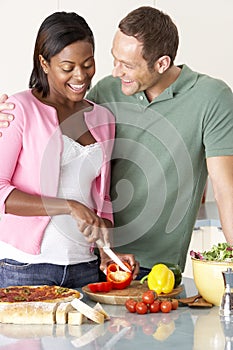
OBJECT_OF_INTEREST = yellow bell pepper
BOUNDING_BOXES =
[141,263,175,294]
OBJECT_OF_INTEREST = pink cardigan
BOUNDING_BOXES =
[0,90,115,254]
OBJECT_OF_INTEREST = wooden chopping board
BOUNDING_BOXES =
[82,281,183,305]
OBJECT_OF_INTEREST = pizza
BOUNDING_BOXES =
[0,285,81,325]
[0,285,80,303]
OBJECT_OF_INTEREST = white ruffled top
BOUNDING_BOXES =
[0,135,103,264]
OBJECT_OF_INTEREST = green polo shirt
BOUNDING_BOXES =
[87,65,233,270]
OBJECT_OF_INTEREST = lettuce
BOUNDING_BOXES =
[190,243,233,261]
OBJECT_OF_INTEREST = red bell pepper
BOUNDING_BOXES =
[106,262,132,290]
[87,282,112,293]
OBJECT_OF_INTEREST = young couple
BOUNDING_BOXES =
[0,7,232,289]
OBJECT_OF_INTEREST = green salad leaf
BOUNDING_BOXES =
[190,242,233,261]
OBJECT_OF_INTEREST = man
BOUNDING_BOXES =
[0,6,233,276]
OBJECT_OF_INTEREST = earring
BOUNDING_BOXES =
[44,68,48,74]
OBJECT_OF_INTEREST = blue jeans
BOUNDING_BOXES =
[135,267,151,281]
[0,259,99,288]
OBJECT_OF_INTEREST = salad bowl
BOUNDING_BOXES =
[191,243,233,306]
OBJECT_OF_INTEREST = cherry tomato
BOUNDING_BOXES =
[135,301,148,314]
[171,298,179,310]
[142,290,156,304]
[149,299,161,313]
[125,299,137,313]
[160,300,172,313]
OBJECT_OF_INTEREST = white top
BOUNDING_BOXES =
[0,135,103,264]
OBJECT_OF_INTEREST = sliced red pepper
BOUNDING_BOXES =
[106,262,132,290]
[87,282,112,293]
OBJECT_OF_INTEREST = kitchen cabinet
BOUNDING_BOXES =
[183,226,225,278]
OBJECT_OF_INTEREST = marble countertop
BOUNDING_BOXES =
[0,278,229,350]
[0,203,226,350]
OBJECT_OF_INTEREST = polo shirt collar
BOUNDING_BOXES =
[171,64,198,94]
[137,64,199,104]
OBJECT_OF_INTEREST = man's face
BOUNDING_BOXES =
[111,30,159,96]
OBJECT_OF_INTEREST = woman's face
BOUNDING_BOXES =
[44,40,95,103]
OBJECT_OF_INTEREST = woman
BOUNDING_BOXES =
[0,12,136,288]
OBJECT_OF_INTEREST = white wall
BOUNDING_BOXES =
[0,0,58,95]
[1,0,232,96]
[0,0,154,95]
[156,0,233,90]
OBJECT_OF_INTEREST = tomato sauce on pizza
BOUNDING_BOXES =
[0,285,80,303]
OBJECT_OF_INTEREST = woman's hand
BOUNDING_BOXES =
[5,190,111,247]
[68,200,110,247]
[0,94,14,135]
[99,249,140,280]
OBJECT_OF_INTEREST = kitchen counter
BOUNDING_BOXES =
[195,201,221,228]
[0,278,229,350]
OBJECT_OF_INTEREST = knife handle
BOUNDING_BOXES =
[96,239,107,275]
[96,239,110,249]
[96,239,104,248]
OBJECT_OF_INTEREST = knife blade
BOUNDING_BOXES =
[96,239,131,273]
[103,246,132,273]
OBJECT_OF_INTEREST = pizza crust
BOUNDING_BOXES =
[0,301,58,324]
[71,299,104,324]
[93,302,110,320]
[68,310,85,325]
[56,302,75,324]
[0,285,109,325]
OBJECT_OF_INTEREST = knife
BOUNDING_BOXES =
[96,239,131,273]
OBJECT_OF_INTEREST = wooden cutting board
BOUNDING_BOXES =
[82,281,183,305]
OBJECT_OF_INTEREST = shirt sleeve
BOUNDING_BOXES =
[203,83,233,157]
[0,96,24,212]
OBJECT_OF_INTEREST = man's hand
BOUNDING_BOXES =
[0,94,14,136]
[99,249,140,280]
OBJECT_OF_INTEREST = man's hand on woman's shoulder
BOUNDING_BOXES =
[0,94,14,136]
